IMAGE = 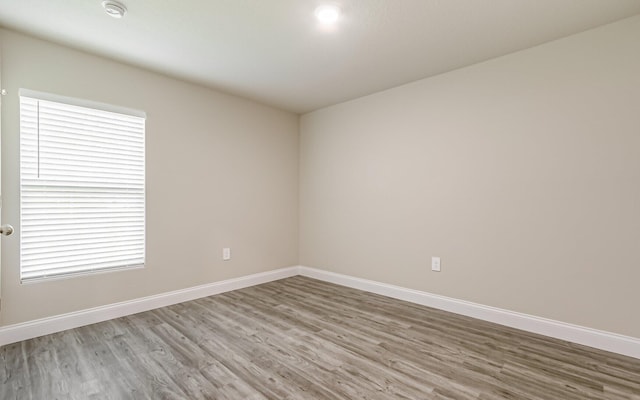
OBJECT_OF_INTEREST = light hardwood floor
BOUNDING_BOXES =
[1,276,639,399]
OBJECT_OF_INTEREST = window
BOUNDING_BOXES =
[19,89,146,282]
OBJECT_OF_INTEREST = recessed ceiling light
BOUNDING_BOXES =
[102,1,127,19]
[314,4,340,25]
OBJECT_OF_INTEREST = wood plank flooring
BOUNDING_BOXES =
[1,276,639,399]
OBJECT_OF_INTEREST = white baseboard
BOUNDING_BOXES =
[0,266,298,347]
[2,265,639,360]
[298,266,640,360]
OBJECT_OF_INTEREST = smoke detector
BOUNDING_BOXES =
[102,1,127,19]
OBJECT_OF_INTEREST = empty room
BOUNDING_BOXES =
[1,0,639,398]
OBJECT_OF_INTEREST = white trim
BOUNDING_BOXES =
[298,266,640,360]
[2,265,639,360]
[0,266,298,346]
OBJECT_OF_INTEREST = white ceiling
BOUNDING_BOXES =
[1,0,639,113]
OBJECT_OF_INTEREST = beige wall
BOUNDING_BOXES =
[300,16,640,338]
[0,29,299,325]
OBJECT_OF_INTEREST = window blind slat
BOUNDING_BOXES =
[22,256,144,276]
[20,92,145,282]
[22,253,144,270]
[37,148,144,164]
[23,244,146,262]
[23,235,145,249]
[38,122,144,144]
[21,221,144,231]
[39,137,144,157]
[21,260,144,281]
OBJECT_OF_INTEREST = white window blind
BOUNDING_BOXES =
[19,89,146,282]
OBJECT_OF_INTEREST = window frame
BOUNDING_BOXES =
[18,89,147,283]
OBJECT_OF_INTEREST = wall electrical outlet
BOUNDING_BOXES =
[223,247,231,261]
[431,257,441,272]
